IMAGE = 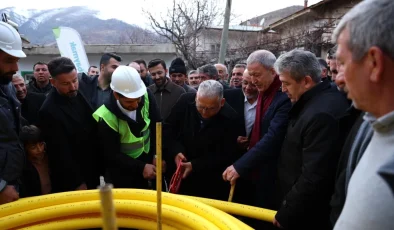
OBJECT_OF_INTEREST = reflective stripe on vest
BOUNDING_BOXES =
[120,129,150,153]
[93,92,150,159]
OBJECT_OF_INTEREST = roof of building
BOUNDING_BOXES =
[22,44,177,55]
[21,35,30,44]
[240,5,304,29]
[205,25,263,32]
[269,0,332,29]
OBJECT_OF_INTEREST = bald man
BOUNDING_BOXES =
[128,62,141,75]
[214,63,229,82]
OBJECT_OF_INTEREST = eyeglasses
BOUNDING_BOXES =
[196,105,219,112]
[195,101,220,112]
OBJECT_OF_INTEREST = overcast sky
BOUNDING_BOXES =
[1,0,321,28]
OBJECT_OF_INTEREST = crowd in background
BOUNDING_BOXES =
[0,0,393,229]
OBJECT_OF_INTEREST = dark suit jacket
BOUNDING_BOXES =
[232,90,291,209]
[38,89,101,192]
[0,83,25,184]
[224,88,246,136]
[163,93,239,200]
[21,92,46,125]
[275,80,349,230]
[78,73,99,108]
[330,107,363,225]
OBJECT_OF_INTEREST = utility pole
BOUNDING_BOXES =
[171,0,175,42]
[218,0,232,64]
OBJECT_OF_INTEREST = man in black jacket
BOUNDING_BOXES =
[164,80,239,200]
[38,57,101,193]
[198,64,230,89]
[93,66,161,189]
[329,58,367,226]
[273,49,348,230]
[79,53,122,109]
[27,62,53,95]
[0,21,27,204]
[169,57,197,93]
[134,59,154,87]
[12,75,46,125]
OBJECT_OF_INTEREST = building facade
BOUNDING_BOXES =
[19,44,177,80]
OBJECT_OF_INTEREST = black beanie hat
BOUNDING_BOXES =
[169,57,187,75]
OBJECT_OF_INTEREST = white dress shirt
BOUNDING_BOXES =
[244,97,257,136]
[117,100,137,121]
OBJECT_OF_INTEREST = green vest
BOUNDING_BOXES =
[93,93,150,159]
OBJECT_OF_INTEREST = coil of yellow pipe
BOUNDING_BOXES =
[19,214,182,230]
[185,195,277,222]
[0,189,276,229]
[1,200,221,230]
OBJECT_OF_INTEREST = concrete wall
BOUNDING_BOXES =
[17,50,177,78]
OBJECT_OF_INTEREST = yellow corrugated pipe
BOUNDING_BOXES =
[0,189,276,229]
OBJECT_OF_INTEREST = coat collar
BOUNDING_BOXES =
[289,80,332,117]
[52,88,93,125]
[151,79,176,93]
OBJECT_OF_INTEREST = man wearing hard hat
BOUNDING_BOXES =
[0,21,26,204]
[93,66,161,189]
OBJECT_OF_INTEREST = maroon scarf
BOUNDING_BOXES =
[249,76,282,149]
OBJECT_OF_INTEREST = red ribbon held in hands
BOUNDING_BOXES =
[169,159,185,194]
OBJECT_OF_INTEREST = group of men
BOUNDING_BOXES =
[0,0,394,229]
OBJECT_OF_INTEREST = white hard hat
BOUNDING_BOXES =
[0,22,26,58]
[110,66,146,99]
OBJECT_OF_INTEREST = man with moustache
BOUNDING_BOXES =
[333,1,394,229]
[38,57,101,193]
[214,63,230,87]
[230,64,246,89]
[223,69,260,209]
[0,21,26,204]
[27,62,53,96]
[87,66,99,77]
[199,64,230,89]
[188,70,200,89]
[273,49,348,230]
[224,69,258,151]
[12,75,46,125]
[148,58,185,120]
[164,80,239,200]
[214,63,229,82]
[169,57,196,93]
[134,59,154,87]
[79,53,122,109]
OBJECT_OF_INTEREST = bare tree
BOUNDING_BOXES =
[144,0,220,69]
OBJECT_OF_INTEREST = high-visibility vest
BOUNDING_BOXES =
[93,93,150,159]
